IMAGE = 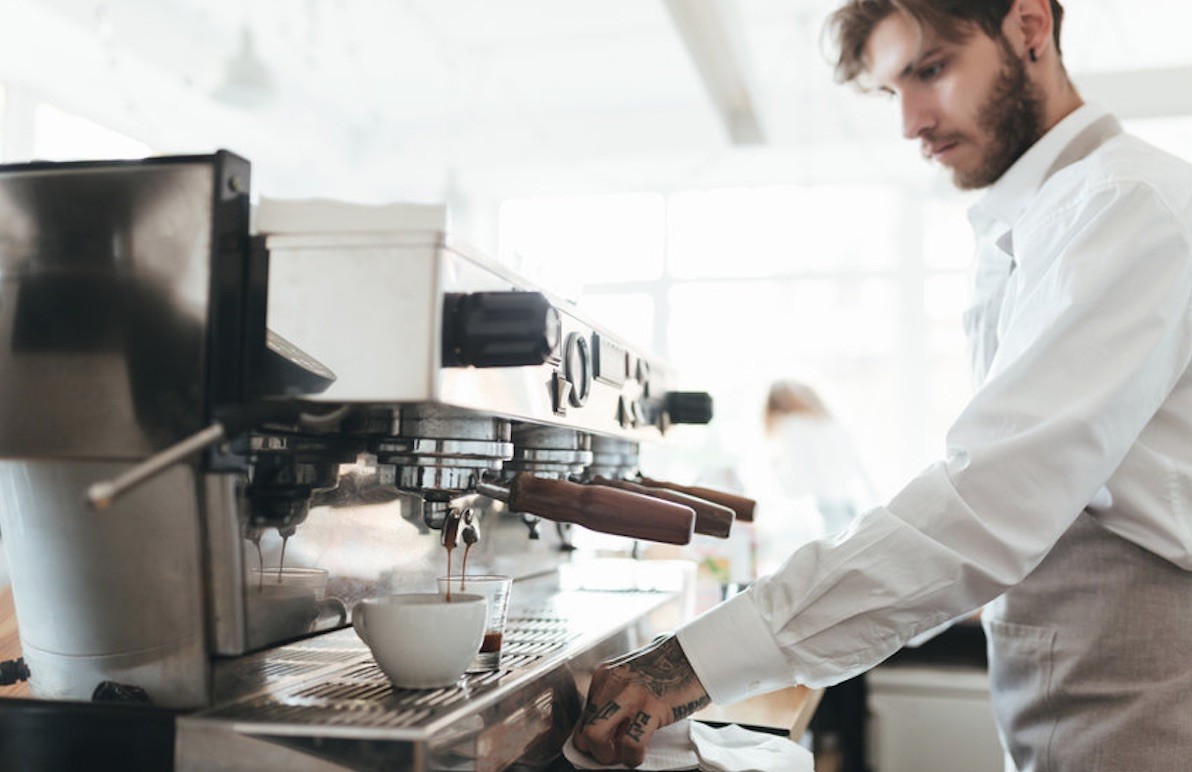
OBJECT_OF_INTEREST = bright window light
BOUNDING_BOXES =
[499,183,978,500]
[923,197,978,271]
[1125,116,1192,163]
[498,193,665,297]
[667,186,900,279]
[33,103,150,162]
[668,278,899,383]
[576,293,654,352]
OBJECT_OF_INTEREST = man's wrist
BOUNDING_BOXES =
[676,590,793,704]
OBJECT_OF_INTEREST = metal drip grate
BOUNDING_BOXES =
[203,607,584,731]
[258,661,327,679]
[180,585,683,771]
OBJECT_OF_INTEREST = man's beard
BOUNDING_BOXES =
[952,42,1045,190]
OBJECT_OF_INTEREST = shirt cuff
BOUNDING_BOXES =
[675,590,794,705]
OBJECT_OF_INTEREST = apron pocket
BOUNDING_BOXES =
[984,618,1057,772]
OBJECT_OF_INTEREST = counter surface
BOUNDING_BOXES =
[1,586,30,697]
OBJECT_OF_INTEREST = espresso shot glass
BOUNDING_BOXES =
[436,574,512,671]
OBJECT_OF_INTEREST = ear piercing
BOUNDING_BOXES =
[1029,48,1038,62]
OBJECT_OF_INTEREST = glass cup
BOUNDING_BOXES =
[246,566,348,648]
[436,574,512,671]
[250,566,330,596]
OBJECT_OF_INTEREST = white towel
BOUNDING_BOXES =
[562,720,814,771]
[689,722,813,771]
[563,721,698,770]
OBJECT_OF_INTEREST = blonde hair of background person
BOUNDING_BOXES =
[763,380,828,434]
[754,381,878,555]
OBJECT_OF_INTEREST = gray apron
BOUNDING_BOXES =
[983,512,1192,771]
[976,115,1192,771]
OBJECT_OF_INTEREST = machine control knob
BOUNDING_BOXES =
[442,291,561,368]
[665,391,713,424]
[563,332,592,407]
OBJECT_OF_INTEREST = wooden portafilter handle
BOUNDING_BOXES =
[478,473,695,545]
[591,475,734,539]
[636,476,757,523]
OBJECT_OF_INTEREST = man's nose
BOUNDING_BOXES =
[900,91,936,140]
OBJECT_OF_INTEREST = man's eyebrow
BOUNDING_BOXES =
[869,44,943,94]
[898,45,945,80]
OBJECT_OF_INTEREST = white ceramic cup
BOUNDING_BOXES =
[352,593,486,689]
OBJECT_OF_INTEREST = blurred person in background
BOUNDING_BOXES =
[573,1,1192,769]
[752,380,875,771]
[754,379,877,553]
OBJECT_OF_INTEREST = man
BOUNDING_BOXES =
[572,1,1192,769]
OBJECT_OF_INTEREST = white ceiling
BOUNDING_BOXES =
[2,0,1191,209]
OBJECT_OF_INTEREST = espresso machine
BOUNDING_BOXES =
[0,152,754,770]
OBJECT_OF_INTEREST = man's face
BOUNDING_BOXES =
[864,10,1043,190]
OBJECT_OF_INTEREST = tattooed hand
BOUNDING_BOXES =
[571,635,711,768]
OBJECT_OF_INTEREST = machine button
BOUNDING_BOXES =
[550,372,572,416]
[630,399,645,428]
[635,358,652,396]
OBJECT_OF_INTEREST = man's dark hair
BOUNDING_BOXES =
[826,0,1065,85]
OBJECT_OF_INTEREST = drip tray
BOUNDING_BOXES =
[178,584,685,771]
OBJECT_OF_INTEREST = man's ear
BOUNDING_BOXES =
[1004,0,1054,61]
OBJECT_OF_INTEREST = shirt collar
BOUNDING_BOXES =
[971,102,1109,229]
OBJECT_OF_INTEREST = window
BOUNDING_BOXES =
[500,184,976,499]
[1125,116,1192,163]
[498,193,665,303]
[668,186,900,278]
[574,293,654,351]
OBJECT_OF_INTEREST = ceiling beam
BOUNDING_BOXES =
[662,0,766,146]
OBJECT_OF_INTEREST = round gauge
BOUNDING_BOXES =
[563,332,592,408]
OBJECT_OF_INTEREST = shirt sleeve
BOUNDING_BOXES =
[678,180,1192,704]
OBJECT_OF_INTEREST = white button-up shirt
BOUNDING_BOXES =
[677,103,1192,703]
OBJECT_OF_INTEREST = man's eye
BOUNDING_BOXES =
[919,62,945,81]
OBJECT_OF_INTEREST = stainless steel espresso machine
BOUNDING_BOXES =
[0,152,753,770]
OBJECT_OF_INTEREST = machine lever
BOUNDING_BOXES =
[636,476,757,523]
[591,475,734,538]
[477,473,695,545]
[86,423,228,510]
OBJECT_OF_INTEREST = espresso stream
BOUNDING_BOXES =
[252,533,290,593]
[443,541,499,652]
[442,531,474,602]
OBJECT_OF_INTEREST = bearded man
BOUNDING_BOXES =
[572,2,1192,770]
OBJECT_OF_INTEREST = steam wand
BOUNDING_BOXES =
[86,424,228,510]
[83,404,343,511]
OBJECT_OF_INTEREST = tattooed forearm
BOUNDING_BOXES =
[624,636,701,698]
[671,695,711,721]
[624,710,651,742]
